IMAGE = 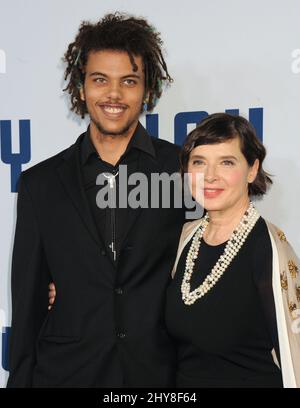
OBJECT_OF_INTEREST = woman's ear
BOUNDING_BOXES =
[248,159,259,183]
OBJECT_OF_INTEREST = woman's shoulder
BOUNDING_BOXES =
[249,217,292,254]
[175,218,205,260]
[262,218,295,252]
[181,218,205,240]
[264,219,299,260]
[264,219,289,242]
[171,218,206,279]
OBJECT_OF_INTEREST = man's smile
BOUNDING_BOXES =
[97,103,128,117]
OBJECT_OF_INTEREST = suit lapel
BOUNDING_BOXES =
[56,135,104,250]
[118,152,162,252]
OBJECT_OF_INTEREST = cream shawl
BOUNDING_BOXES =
[171,218,300,388]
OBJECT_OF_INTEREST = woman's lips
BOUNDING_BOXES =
[203,188,224,198]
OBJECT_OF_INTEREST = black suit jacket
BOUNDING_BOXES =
[7,125,185,387]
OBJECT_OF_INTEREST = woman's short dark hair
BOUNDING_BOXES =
[180,113,272,196]
[63,12,172,118]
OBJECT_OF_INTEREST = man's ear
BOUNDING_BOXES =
[79,86,85,101]
[143,91,150,103]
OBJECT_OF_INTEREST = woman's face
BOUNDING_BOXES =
[187,137,259,212]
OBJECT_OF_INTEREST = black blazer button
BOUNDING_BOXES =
[117,332,126,339]
[115,287,123,295]
[100,249,106,256]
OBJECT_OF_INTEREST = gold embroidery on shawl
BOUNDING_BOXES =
[296,285,300,303]
[280,271,288,290]
[289,301,297,314]
[288,260,298,278]
[277,230,287,242]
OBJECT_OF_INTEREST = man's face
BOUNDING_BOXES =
[80,50,145,138]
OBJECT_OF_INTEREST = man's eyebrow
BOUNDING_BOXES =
[88,72,141,79]
[88,72,107,77]
[121,74,141,79]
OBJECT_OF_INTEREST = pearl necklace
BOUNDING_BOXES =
[181,202,260,305]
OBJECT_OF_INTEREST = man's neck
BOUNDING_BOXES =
[89,122,138,166]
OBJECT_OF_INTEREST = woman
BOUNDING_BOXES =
[165,113,300,388]
[48,113,300,387]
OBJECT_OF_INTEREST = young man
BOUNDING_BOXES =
[7,13,185,387]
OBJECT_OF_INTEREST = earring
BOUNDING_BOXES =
[143,100,148,112]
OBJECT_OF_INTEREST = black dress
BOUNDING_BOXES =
[165,217,283,388]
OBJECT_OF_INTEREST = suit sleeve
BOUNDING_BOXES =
[7,174,50,387]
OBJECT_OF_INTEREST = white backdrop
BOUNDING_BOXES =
[0,0,300,387]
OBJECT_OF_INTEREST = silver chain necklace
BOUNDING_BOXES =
[102,171,119,189]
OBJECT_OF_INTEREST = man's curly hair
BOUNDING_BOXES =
[63,12,173,118]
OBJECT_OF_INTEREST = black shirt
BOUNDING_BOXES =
[80,123,156,263]
[165,217,283,388]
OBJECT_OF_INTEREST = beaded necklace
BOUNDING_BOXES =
[181,202,260,305]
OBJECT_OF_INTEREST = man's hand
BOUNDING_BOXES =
[48,283,56,310]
